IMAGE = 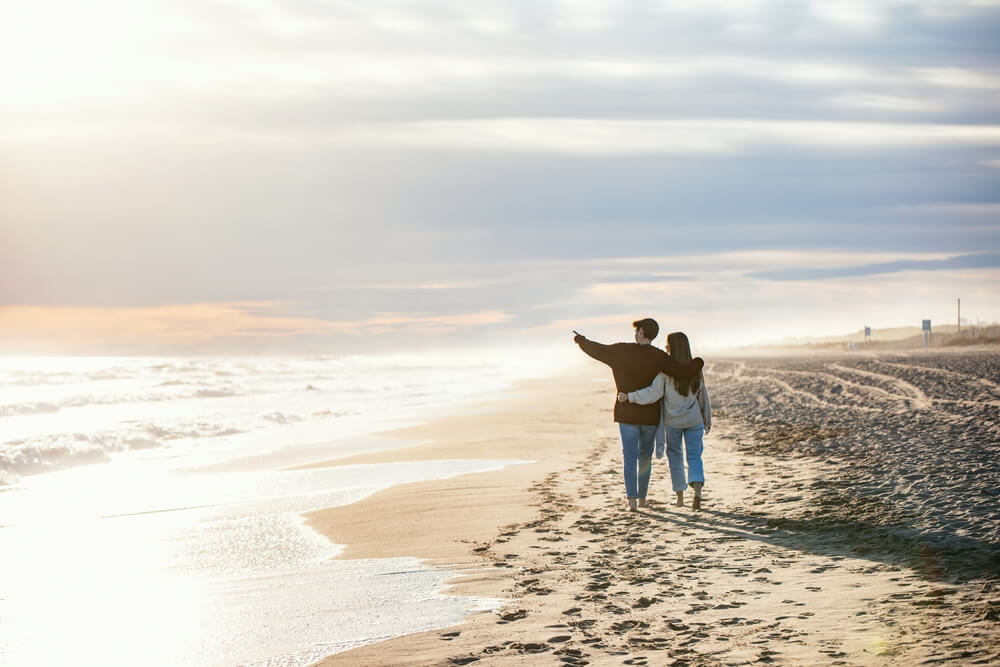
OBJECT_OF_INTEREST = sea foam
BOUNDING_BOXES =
[0,349,572,665]
[0,351,563,483]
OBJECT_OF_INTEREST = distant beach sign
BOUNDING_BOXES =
[922,320,932,332]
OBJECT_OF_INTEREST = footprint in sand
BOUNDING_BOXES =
[508,641,550,654]
[499,609,528,622]
[611,619,648,632]
[631,597,658,609]
[554,646,587,662]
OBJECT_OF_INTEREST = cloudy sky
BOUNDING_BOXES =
[1,0,999,355]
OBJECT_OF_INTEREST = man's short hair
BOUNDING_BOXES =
[632,318,659,341]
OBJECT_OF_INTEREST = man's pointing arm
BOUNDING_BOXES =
[574,334,616,366]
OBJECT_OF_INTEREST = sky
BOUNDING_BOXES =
[1,0,999,355]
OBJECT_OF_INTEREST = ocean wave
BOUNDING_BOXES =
[2,372,78,387]
[195,388,241,398]
[0,423,246,483]
[1,437,117,476]
[309,409,355,419]
[261,412,303,425]
[2,368,135,386]
[0,351,554,487]
[0,386,245,419]
[0,402,63,418]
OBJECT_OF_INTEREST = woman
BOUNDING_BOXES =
[617,331,711,509]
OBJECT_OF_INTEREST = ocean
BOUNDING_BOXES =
[0,351,571,666]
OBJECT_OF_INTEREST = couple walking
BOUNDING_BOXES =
[574,318,712,512]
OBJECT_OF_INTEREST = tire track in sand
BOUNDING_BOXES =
[765,367,916,410]
[826,363,931,410]
[876,360,1000,400]
[755,373,883,414]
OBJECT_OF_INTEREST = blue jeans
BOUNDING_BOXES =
[619,423,657,499]
[665,425,705,492]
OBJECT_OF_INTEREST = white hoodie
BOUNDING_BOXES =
[627,372,711,431]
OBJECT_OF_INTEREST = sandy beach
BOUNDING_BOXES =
[307,350,1000,666]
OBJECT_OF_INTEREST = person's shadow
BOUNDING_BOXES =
[641,503,1000,584]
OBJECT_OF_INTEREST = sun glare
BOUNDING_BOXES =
[0,1,155,111]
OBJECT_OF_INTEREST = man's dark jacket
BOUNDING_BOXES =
[576,338,704,426]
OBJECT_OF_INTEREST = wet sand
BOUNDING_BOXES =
[309,350,1000,665]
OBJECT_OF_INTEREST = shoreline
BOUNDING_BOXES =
[303,366,609,595]
[304,355,1000,666]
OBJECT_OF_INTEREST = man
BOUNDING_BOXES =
[574,318,704,512]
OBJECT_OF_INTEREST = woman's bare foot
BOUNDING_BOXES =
[638,498,650,508]
[628,498,638,512]
[675,491,684,507]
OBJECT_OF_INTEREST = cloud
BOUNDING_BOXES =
[2,1,999,353]
[2,250,997,354]
[827,93,949,113]
[808,0,887,32]
[6,54,1000,143]
[5,0,1000,132]
[363,310,514,334]
[0,302,331,354]
[315,118,1000,154]
[11,115,1000,154]
[0,302,513,354]
[749,252,1000,281]
[554,257,1000,351]
[582,280,699,305]
[892,202,1000,215]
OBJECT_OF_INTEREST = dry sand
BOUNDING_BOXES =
[307,352,1000,666]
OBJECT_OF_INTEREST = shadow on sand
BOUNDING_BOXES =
[641,503,1000,584]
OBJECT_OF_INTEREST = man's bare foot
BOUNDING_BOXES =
[637,498,648,508]
[675,492,684,506]
[628,498,638,512]
[691,482,703,510]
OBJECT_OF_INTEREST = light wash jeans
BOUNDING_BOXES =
[665,424,705,492]
[619,423,657,499]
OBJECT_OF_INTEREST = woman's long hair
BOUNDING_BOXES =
[667,331,700,396]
